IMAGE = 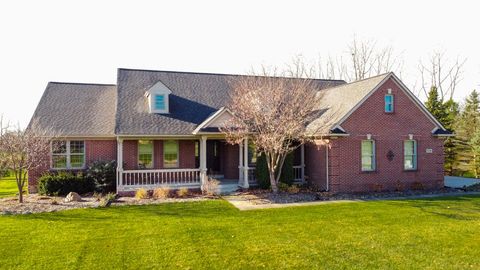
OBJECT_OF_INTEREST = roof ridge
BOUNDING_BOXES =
[117,68,346,83]
[322,72,392,91]
[49,81,117,86]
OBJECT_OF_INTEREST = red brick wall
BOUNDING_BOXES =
[179,140,196,168]
[123,140,197,170]
[123,140,138,170]
[305,142,328,190]
[28,139,117,193]
[323,77,445,193]
[86,140,117,163]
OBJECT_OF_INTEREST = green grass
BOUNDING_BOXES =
[1,196,480,269]
[0,175,20,198]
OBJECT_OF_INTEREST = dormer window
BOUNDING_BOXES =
[154,94,166,110]
[146,81,172,114]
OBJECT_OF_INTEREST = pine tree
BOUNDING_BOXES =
[425,86,448,124]
[425,86,459,175]
[455,90,480,177]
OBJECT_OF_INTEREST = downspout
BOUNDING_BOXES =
[325,144,329,192]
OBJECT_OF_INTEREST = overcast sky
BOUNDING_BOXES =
[1,0,479,127]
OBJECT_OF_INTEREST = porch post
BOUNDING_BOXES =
[300,143,305,183]
[200,136,207,189]
[242,137,249,188]
[116,138,123,193]
[238,141,244,186]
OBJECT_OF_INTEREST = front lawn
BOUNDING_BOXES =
[0,175,20,198]
[0,196,479,269]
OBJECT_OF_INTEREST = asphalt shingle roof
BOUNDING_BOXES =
[28,82,117,136]
[115,69,345,135]
[306,73,391,135]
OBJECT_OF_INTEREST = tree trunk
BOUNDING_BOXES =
[269,170,278,193]
[18,189,23,203]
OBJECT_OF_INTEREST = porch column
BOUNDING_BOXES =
[116,138,123,192]
[300,143,305,183]
[238,141,244,186]
[200,136,207,189]
[242,137,249,188]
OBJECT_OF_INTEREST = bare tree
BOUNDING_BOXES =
[221,66,325,193]
[419,51,467,101]
[314,37,403,82]
[0,120,54,203]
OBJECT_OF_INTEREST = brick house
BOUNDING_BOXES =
[27,69,452,194]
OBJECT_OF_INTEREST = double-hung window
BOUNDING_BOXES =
[51,140,85,169]
[361,140,375,171]
[138,140,154,169]
[163,140,179,168]
[385,94,394,113]
[404,140,417,170]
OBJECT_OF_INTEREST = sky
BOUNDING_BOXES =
[0,0,479,127]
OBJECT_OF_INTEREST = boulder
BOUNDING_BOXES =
[64,192,82,202]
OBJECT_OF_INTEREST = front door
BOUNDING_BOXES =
[207,140,221,175]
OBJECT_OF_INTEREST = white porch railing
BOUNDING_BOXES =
[118,168,201,191]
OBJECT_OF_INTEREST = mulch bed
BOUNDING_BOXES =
[234,187,469,205]
[0,194,210,215]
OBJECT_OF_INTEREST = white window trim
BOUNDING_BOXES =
[361,139,376,172]
[404,140,418,170]
[138,140,154,169]
[146,81,172,114]
[163,140,179,168]
[50,140,85,170]
[385,94,394,113]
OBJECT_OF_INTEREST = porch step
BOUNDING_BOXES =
[218,183,240,195]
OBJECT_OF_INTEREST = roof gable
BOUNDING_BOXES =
[193,107,235,134]
[306,72,448,136]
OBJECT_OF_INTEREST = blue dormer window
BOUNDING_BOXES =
[154,94,165,110]
[385,94,394,113]
[146,81,171,113]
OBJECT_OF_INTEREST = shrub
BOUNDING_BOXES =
[86,160,117,193]
[202,178,220,196]
[372,183,384,192]
[411,181,424,191]
[99,192,117,207]
[93,192,102,202]
[38,172,94,196]
[255,152,294,189]
[395,181,405,192]
[286,184,300,194]
[176,187,189,198]
[152,187,171,199]
[135,188,149,200]
[278,182,289,192]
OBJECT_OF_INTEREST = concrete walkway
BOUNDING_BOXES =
[445,176,480,188]
[224,191,480,211]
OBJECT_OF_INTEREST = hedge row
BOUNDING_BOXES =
[38,172,95,196]
[38,160,117,196]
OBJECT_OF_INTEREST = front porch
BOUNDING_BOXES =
[116,136,305,192]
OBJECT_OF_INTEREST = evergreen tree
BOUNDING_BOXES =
[425,86,448,125]
[424,86,460,175]
[455,90,480,177]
